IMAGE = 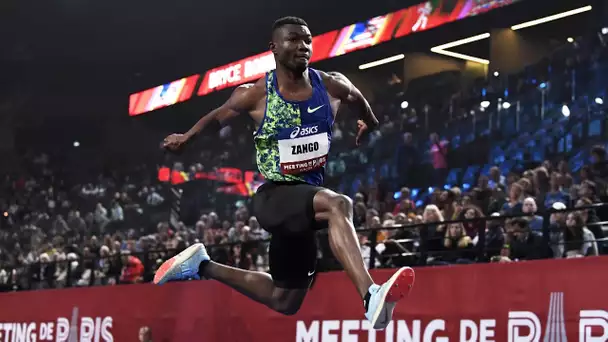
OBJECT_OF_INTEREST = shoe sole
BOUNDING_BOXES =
[370,266,415,330]
[153,243,203,285]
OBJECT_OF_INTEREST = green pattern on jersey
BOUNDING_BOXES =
[254,72,304,183]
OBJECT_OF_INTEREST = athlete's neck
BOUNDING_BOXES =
[276,67,309,91]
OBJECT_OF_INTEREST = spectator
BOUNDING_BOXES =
[67,211,87,234]
[481,213,506,258]
[544,172,570,209]
[487,185,507,214]
[522,197,543,233]
[488,166,505,189]
[353,201,367,228]
[459,205,484,238]
[429,132,449,187]
[423,204,445,251]
[443,223,473,263]
[146,188,165,206]
[110,201,124,222]
[582,180,599,201]
[52,215,69,235]
[502,183,523,214]
[548,202,568,258]
[508,218,551,261]
[564,212,598,258]
[534,167,550,205]
[439,189,459,221]
[518,177,535,199]
[575,198,605,245]
[475,176,493,211]
[392,187,416,215]
[30,253,55,289]
[120,251,144,284]
[94,203,109,230]
[359,233,382,269]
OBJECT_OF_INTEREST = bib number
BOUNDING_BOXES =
[277,123,329,174]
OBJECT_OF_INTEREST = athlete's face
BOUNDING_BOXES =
[271,24,313,72]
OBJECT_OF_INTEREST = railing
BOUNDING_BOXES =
[1,203,606,292]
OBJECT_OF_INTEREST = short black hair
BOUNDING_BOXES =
[272,16,308,34]
[511,217,529,231]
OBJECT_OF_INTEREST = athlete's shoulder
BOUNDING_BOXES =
[317,70,350,87]
[235,78,266,96]
[235,77,266,92]
[227,79,266,111]
[316,70,352,100]
[316,69,345,79]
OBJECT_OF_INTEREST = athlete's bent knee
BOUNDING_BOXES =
[328,194,353,217]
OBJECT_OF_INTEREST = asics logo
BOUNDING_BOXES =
[307,105,325,113]
[290,127,301,139]
[290,125,319,139]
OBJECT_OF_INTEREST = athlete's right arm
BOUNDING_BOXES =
[162,83,260,150]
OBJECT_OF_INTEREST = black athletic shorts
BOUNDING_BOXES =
[252,181,326,289]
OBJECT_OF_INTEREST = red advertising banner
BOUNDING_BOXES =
[128,75,199,116]
[131,0,521,115]
[157,166,264,196]
[1,257,606,341]
[393,0,517,39]
[329,14,396,58]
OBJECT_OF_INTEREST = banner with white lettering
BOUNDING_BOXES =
[1,257,607,341]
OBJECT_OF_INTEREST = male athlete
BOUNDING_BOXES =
[154,16,415,329]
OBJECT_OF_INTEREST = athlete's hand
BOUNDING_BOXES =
[355,120,368,146]
[161,133,188,151]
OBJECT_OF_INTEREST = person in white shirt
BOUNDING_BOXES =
[110,202,124,222]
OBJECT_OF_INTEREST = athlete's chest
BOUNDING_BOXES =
[266,91,331,126]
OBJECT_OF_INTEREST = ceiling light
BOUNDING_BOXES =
[511,6,593,31]
[431,33,491,65]
[431,49,490,64]
[432,33,491,50]
[359,54,405,70]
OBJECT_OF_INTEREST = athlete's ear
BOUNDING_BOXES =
[269,41,277,55]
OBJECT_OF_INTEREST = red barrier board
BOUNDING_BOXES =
[2,257,605,342]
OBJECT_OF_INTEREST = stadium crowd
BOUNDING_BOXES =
[0,31,607,292]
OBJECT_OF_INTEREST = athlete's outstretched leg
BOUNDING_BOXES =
[201,261,307,315]
[313,189,373,298]
[313,189,415,330]
[153,244,307,315]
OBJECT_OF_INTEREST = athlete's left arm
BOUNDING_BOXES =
[322,71,379,131]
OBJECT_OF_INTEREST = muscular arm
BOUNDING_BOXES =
[183,83,260,140]
[322,71,379,130]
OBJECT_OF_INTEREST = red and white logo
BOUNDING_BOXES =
[0,307,114,342]
[508,292,607,342]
